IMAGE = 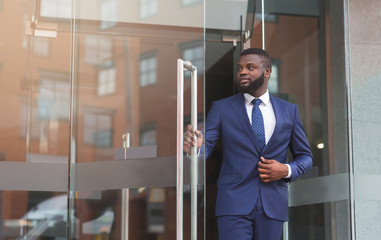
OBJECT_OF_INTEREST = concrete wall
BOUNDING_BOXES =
[347,0,381,239]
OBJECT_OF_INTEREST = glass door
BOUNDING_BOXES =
[68,0,205,240]
[257,1,351,239]
[0,0,354,240]
[0,0,72,239]
[202,1,351,239]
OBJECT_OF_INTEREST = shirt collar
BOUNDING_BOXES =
[244,90,270,106]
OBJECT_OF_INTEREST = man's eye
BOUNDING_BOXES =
[249,66,255,70]
[237,67,242,71]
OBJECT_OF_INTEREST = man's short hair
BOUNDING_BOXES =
[240,48,272,69]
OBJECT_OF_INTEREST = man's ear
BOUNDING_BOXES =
[265,68,272,78]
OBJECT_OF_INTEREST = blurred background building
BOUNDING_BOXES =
[0,0,380,239]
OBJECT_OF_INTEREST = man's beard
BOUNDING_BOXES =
[237,72,265,94]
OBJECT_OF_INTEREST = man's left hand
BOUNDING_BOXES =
[258,157,288,183]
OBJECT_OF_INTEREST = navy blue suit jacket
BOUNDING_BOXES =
[204,93,313,221]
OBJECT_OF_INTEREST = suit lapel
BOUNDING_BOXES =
[263,95,282,151]
[230,94,261,153]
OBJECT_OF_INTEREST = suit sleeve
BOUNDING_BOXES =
[203,101,222,159]
[288,105,313,182]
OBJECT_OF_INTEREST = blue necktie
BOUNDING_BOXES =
[251,99,266,152]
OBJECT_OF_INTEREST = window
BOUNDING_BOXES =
[139,0,157,18]
[84,111,113,147]
[139,124,157,146]
[40,0,71,19]
[100,0,117,29]
[19,70,70,143]
[140,53,157,87]
[182,0,201,6]
[98,67,116,96]
[33,37,50,57]
[22,13,28,48]
[255,13,278,23]
[268,62,279,94]
[85,35,113,64]
[19,104,42,140]
[38,72,70,121]
[182,44,203,76]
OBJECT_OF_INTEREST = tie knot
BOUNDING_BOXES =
[251,98,262,107]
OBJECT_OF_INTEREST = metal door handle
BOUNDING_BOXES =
[121,133,130,240]
[177,59,198,240]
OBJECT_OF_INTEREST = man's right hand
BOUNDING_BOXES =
[183,124,203,155]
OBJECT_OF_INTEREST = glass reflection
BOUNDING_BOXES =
[0,0,72,237]
[0,0,205,239]
[0,191,67,239]
[256,0,350,239]
[72,0,204,239]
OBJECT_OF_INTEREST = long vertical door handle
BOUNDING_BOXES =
[121,133,130,240]
[177,59,198,240]
[189,62,198,240]
[176,59,185,240]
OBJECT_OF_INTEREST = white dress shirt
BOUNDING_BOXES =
[243,90,292,178]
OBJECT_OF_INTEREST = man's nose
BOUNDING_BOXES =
[239,70,248,75]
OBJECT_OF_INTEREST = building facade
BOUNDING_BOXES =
[0,0,380,239]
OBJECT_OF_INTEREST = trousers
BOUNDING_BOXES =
[217,195,284,240]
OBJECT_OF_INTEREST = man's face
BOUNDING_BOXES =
[236,54,269,94]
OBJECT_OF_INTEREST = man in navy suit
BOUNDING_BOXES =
[184,48,313,240]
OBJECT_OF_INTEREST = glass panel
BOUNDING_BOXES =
[259,0,351,239]
[0,1,71,162]
[0,191,67,239]
[70,0,205,239]
[288,201,350,240]
[204,1,259,239]
[0,0,71,238]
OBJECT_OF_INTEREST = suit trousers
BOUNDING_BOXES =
[217,195,284,240]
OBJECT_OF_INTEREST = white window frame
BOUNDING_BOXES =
[139,0,157,18]
[139,123,157,146]
[140,52,157,87]
[40,0,72,19]
[181,43,203,76]
[85,35,113,64]
[83,111,113,147]
[182,0,202,7]
[100,0,118,29]
[97,67,116,96]
[38,78,70,120]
